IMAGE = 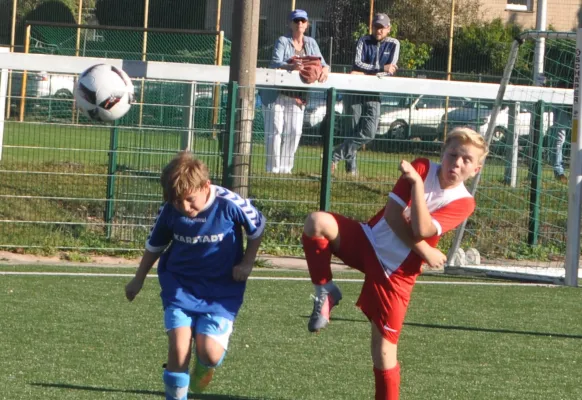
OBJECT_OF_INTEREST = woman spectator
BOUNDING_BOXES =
[261,9,329,174]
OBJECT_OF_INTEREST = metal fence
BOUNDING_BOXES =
[2,1,579,80]
[0,68,572,272]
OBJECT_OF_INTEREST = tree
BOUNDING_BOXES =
[325,0,369,66]
[389,0,481,46]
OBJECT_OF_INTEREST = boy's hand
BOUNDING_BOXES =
[125,277,144,301]
[424,247,447,269]
[233,262,253,281]
[398,160,422,184]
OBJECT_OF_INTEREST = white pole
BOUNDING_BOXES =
[0,48,8,160]
[533,0,547,85]
[564,15,582,287]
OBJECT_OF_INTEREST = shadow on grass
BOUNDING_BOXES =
[30,382,277,399]
[405,322,582,339]
[300,315,368,324]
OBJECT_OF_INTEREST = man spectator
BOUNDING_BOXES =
[331,13,400,175]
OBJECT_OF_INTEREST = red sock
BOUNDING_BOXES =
[374,364,400,400]
[301,233,333,285]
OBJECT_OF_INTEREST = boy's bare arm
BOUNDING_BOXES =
[398,160,437,239]
[384,200,447,269]
[125,249,161,301]
[233,234,264,281]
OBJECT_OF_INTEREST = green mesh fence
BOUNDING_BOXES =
[447,31,577,273]
[0,49,576,267]
[29,24,231,65]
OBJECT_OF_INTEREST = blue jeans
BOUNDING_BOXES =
[331,95,381,173]
[550,126,567,176]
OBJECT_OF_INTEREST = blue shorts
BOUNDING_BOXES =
[164,306,234,350]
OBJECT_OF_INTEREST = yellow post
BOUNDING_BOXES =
[291,0,295,11]
[6,0,17,120]
[442,0,456,141]
[18,25,31,122]
[73,0,83,123]
[369,0,375,34]
[138,0,150,126]
[75,0,83,56]
[214,0,222,63]
[212,31,224,139]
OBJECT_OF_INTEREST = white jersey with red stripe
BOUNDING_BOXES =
[361,158,475,277]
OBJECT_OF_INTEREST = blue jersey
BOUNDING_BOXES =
[146,185,266,320]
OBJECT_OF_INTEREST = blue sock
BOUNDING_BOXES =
[163,370,189,400]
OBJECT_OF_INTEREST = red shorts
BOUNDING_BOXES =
[330,213,418,344]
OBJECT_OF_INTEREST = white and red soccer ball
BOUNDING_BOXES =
[74,63,135,122]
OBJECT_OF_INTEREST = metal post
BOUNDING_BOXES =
[222,81,238,189]
[105,122,119,239]
[18,25,31,122]
[6,0,17,120]
[212,31,225,139]
[320,87,336,211]
[564,12,582,286]
[138,0,150,127]
[442,0,456,140]
[181,81,197,151]
[72,0,84,123]
[75,0,83,56]
[329,36,333,69]
[0,48,8,160]
[503,102,520,187]
[368,0,375,34]
[528,101,544,245]
[214,0,222,63]
[533,0,547,85]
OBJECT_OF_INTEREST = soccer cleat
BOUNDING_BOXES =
[192,363,215,393]
[308,284,342,332]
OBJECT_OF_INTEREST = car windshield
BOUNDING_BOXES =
[463,101,493,110]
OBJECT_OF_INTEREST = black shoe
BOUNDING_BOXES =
[555,174,567,184]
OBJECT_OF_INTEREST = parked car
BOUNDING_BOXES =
[303,90,343,129]
[377,94,467,140]
[436,100,554,142]
[10,71,76,100]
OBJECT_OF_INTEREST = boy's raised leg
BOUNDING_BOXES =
[302,212,343,332]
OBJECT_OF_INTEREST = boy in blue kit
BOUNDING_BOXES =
[125,151,266,400]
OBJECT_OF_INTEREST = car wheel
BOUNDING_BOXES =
[54,89,73,99]
[491,126,507,143]
[388,120,409,140]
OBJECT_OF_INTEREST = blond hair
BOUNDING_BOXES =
[443,127,489,163]
[161,151,209,203]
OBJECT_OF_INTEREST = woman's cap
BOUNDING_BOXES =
[289,9,308,21]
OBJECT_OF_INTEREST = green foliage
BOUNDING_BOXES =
[388,0,481,45]
[399,39,432,70]
[452,18,522,75]
[351,22,369,42]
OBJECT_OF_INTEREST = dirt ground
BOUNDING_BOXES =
[0,250,352,271]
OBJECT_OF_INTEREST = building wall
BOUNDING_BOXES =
[481,0,579,31]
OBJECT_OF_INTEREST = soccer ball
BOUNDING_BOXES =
[74,64,134,122]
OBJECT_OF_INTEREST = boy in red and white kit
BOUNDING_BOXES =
[302,127,488,400]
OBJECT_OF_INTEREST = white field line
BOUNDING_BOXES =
[0,271,558,287]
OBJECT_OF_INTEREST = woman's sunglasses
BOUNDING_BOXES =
[293,18,307,24]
